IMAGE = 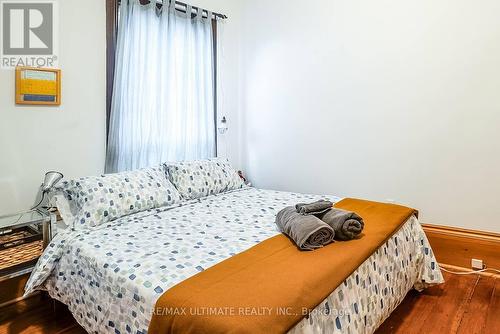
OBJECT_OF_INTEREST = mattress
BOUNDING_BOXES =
[25,188,443,334]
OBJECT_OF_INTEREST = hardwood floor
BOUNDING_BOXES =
[376,272,499,334]
[0,296,85,334]
[0,272,498,334]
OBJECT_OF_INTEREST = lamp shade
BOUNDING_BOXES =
[42,171,63,192]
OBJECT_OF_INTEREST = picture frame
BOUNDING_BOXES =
[15,67,61,106]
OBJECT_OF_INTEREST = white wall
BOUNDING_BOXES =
[238,0,500,233]
[0,0,106,214]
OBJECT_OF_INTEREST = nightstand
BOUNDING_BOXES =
[0,209,55,282]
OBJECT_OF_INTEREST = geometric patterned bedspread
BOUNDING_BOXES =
[25,188,443,334]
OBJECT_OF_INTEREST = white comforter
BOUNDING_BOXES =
[26,188,443,334]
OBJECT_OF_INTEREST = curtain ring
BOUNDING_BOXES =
[153,0,163,15]
[156,0,165,14]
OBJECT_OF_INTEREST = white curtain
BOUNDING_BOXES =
[106,0,216,173]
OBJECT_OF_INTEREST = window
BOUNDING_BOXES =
[105,0,224,173]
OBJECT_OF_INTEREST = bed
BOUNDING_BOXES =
[25,161,444,334]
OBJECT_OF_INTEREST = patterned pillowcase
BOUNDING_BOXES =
[165,158,246,200]
[54,166,182,229]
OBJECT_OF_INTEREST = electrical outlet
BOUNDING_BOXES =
[471,259,484,270]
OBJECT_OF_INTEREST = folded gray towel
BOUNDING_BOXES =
[276,206,335,250]
[295,200,333,215]
[318,209,364,241]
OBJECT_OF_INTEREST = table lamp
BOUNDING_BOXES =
[32,171,64,211]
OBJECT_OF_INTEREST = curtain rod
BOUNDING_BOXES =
[118,0,228,19]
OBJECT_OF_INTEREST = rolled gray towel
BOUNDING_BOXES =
[318,209,364,241]
[276,206,335,250]
[295,200,333,215]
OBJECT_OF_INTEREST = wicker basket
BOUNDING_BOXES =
[0,227,43,275]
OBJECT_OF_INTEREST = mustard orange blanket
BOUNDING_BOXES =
[149,198,417,334]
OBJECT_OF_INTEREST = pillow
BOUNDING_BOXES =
[54,166,182,229]
[165,158,246,200]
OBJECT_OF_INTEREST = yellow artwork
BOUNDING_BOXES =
[15,67,61,105]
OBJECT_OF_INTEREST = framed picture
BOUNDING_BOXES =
[15,67,61,106]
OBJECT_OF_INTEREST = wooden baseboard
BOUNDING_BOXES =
[422,223,500,271]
